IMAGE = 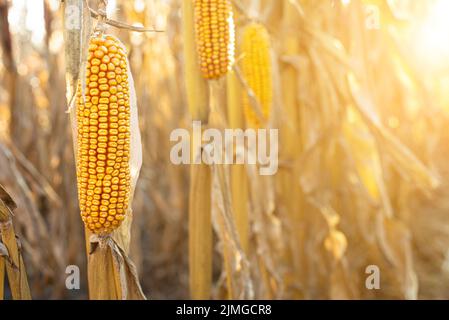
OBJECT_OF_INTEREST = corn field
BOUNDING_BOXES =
[1,0,449,300]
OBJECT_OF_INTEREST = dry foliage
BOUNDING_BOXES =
[0,0,449,300]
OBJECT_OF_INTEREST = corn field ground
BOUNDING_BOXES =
[1,0,449,300]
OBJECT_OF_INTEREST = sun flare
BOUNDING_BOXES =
[414,0,449,69]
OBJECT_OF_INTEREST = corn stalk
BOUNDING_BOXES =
[0,184,31,300]
[182,0,212,299]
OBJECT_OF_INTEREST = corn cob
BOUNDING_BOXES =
[194,0,235,79]
[242,23,273,128]
[76,34,131,235]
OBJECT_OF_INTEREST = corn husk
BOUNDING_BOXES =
[64,0,144,300]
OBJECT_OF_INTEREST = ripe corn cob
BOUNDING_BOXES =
[194,0,235,79]
[76,34,131,235]
[242,23,273,128]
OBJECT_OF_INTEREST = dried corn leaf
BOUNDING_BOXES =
[342,106,392,216]
[0,242,7,299]
[329,259,356,300]
[1,227,31,300]
[0,193,31,300]
[0,143,64,292]
[211,163,253,299]
[246,163,283,299]
[348,73,439,191]
[382,217,418,299]
[0,184,16,211]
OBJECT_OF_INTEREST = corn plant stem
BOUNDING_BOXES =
[278,0,305,295]
[189,161,212,299]
[182,0,212,299]
[87,238,120,300]
[227,70,250,254]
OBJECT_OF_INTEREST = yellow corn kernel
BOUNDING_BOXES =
[241,23,273,128]
[194,0,235,79]
[76,34,131,235]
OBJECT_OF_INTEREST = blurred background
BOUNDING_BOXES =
[1,0,449,299]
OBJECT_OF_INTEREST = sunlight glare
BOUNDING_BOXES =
[414,0,449,70]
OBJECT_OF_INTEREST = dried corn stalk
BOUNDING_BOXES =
[227,70,249,254]
[210,163,253,299]
[183,0,212,299]
[0,184,31,300]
